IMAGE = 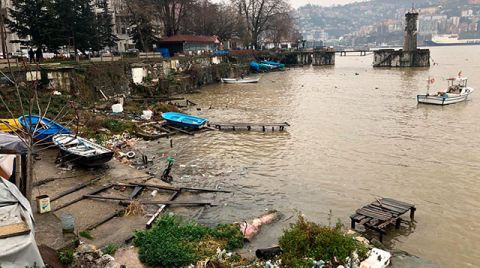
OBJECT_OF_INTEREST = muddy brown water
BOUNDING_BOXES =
[138,46,480,267]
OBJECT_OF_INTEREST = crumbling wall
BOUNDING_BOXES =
[373,49,430,67]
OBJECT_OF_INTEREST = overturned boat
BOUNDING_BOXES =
[417,76,474,105]
[52,134,114,167]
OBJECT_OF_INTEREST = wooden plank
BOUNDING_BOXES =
[369,203,407,214]
[129,186,144,199]
[163,125,195,136]
[84,195,214,206]
[129,182,232,193]
[0,222,30,239]
[360,206,394,218]
[52,184,113,212]
[356,208,391,221]
[50,177,101,202]
[381,198,415,209]
[84,210,122,231]
[146,191,179,228]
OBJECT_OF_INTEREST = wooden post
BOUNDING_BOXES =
[351,219,355,229]
[262,126,265,132]
[395,218,401,229]
[410,207,416,220]
[26,152,34,203]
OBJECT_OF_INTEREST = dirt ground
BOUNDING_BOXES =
[32,148,205,253]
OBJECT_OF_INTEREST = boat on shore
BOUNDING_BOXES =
[260,60,285,69]
[221,77,260,84]
[52,134,114,167]
[0,119,22,132]
[417,76,474,105]
[18,115,71,142]
[161,112,207,129]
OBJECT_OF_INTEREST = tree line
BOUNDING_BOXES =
[7,0,300,54]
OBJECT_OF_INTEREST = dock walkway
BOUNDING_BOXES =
[207,122,290,131]
[350,198,416,241]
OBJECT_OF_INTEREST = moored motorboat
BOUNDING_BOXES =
[52,134,114,167]
[417,76,474,105]
[221,77,260,84]
[18,115,70,142]
[161,112,207,129]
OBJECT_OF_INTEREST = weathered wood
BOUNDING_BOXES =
[129,186,144,199]
[146,191,179,228]
[50,177,100,202]
[85,210,122,231]
[52,184,113,212]
[84,195,214,206]
[129,182,232,193]
[163,125,195,136]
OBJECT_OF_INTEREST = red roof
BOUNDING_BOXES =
[158,35,220,44]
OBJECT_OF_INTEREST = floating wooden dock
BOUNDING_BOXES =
[350,198,416,242]
[207,122,290,132]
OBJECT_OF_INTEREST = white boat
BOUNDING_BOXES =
[221,77,260,84]
[417,77,474,105]
[52,134,114,167]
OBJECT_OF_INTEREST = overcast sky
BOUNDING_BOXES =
[289,0,357,8]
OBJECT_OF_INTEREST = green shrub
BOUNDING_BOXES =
[102,119,134,133]
[133,214,244,268]
[103,243,119,255]
[58,248,74,264]
[279,215,368,267]
[79,230,94,240]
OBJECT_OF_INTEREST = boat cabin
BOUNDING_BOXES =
[446,77,468,94]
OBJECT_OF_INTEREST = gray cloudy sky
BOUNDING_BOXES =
[289,0,357,8]
[212,0,358,8]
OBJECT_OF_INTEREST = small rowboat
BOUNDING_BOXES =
[52,134,114,167]
[0,119,22,132]
[161,112,207,129]
[417,77,474,105]
[221,78,260,84]
[260,60,285,69]
[18,115,70,142]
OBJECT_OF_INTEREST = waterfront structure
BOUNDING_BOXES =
[156,35,220,56]
[373,11,430,67]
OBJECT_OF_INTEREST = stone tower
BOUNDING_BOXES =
[403,12,418,52]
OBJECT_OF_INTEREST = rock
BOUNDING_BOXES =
[77,243,97,254]
[354,236,370,245]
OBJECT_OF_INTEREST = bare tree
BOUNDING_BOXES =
[233,0,291,49]
[264,12,300,49]
[183,0,241,41]
[152,0,195,36]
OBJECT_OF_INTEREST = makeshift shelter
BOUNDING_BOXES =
[0,132,29,197]
[0,178,44,267]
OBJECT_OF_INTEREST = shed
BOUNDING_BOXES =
[157,35,220,55]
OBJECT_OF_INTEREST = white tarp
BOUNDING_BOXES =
[0,178,44,267]
[0,133,28,154]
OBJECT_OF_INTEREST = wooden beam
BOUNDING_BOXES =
[129,182,231,193]
[50,177,100,202]
[52,184,113,212]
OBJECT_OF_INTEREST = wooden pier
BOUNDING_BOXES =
[350,198,416,242]
[207,122,290,132]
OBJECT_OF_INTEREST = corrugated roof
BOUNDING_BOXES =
[158,35,220,44]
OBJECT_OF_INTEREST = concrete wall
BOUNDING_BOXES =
[373,49,430,67]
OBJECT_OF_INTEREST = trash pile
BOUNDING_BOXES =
[71,243,118,268]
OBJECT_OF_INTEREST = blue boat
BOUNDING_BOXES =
[250,61,261,72]
[161,112,207,129]
[18,115,71,142]
[261,60,285,68]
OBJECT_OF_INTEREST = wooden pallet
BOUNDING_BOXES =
[207,122,290,131]
[350,198,416,242]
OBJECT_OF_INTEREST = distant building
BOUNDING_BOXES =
[157,35,220,55]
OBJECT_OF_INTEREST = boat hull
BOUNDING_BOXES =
[417,94,470,105]
[53,134,114,167]
[0,119,22,132]
[18,115,71,142]
[58,150,114,167]
[162,112,207,129]
[221,78,259,84]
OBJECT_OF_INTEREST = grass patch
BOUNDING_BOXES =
[103,243,119,255]
[102,118,135,134]
[133,214,244,268]
[58,248,74,265]
[79,230,94,240]
[279,215,368,267]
